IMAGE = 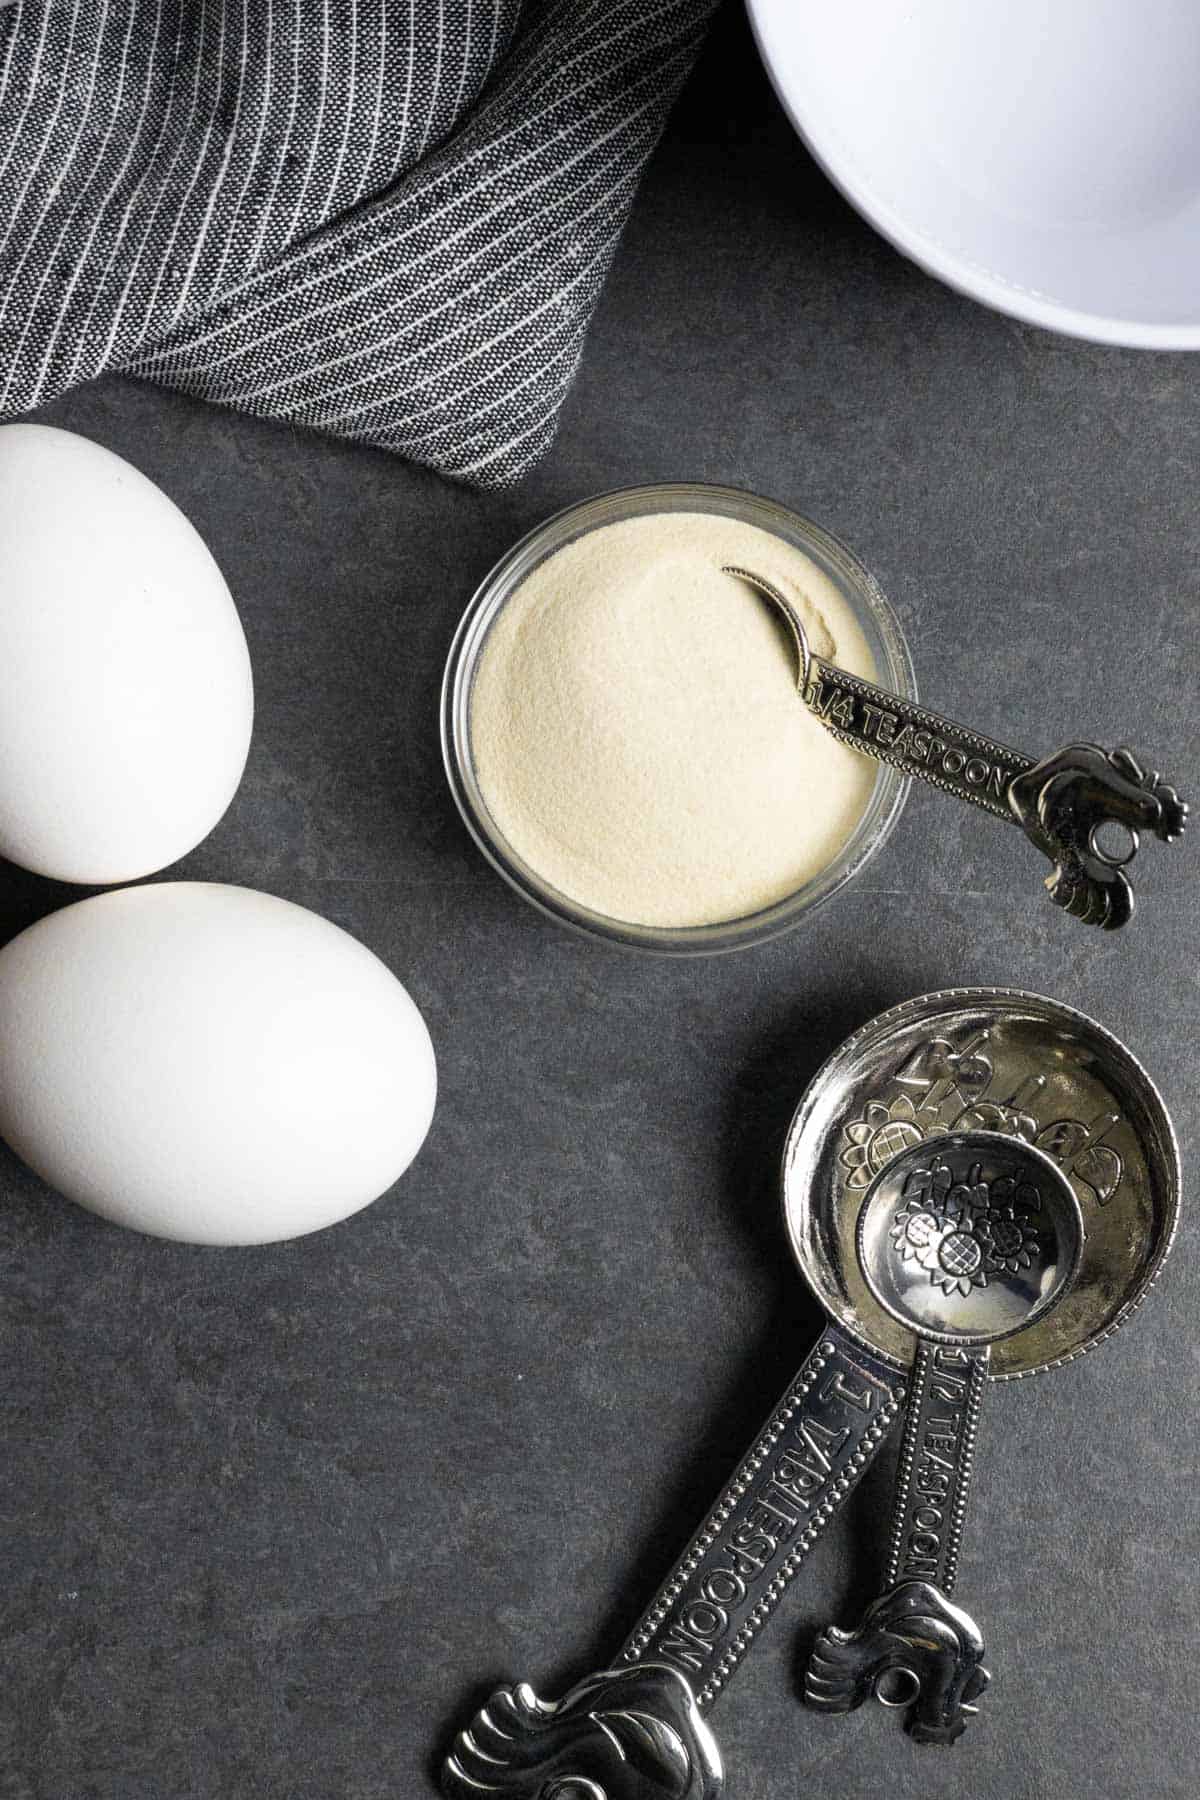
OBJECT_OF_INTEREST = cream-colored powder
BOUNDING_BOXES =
[470,511,878,928]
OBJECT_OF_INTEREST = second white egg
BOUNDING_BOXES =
[0,883,437,1244]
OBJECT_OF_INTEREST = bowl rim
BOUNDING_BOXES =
[746,0,1200,351]
[440,480,916,956]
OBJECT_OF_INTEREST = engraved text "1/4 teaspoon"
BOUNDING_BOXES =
[723,565,1187,931]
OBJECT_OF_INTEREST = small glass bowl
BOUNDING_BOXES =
[441,483,916,955]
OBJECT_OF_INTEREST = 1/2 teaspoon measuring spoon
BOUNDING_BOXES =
[724,566,1187,930]
[804,1130,1084,1738]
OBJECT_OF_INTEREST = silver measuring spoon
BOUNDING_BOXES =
[440,991,1178,1800]
[804,1131,1084,1743]
[724,567,1187,929]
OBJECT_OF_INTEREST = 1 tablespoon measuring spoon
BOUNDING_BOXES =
[804,1132,1084,1742]
[724,566,1188,929]
[440,990,1178,1799]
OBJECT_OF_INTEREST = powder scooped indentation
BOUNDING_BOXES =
[469,511,879,929]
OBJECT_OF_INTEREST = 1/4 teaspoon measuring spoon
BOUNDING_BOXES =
[724,566,1187,929]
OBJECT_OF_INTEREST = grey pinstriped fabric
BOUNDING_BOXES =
[0,0,716,485]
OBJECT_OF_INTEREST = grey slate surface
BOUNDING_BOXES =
[5,8,1199,1797]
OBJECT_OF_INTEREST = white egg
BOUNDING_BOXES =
[0,883,437,1244]
[0,424,253,883]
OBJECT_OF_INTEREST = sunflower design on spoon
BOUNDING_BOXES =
[888,1156,1044,1297]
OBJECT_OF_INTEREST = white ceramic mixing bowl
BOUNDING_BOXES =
[748,0,1200,348]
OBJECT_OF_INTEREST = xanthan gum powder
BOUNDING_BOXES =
[469,511,878,929]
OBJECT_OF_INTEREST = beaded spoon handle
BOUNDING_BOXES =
[724,567,1187,930]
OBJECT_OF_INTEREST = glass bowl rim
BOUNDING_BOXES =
[440,481,917,956]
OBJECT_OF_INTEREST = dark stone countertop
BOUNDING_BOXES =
[7,8,1198,1797]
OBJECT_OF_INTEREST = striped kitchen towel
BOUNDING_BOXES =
[0,0,716,486]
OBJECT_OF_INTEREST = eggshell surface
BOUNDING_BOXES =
[0,424,253,882]
[0,883,437,1244]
